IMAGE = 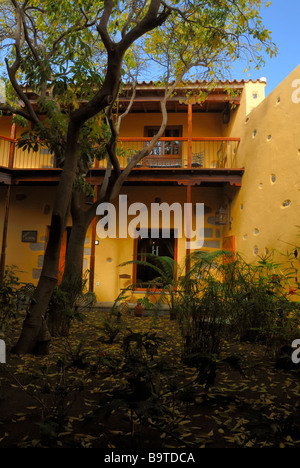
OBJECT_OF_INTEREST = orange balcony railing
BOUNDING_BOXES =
[0,135,240,170]
[0,136,54,169]
[111,137,240,169]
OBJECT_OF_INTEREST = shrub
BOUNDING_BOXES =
[0,266,22,333]
[175,250,300,363]
[224,253,300,350]
[175,251,233,364]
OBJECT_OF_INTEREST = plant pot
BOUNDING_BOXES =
[134,303,143,317]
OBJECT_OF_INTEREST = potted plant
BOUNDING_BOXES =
[134,297,153,317]
[134,300,144,317]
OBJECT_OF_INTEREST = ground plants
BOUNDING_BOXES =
[174,250,300,363]
[119,249,300,364]
[97,314,124,344]
[1,309,300,448]
[1,251,300,447]
[222,252,300,351]
[0,266,34,334]
[119,253,181,319]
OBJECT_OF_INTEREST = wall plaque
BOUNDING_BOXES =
[22,231,38,243]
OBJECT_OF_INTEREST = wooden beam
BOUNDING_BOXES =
[118,94,240,104]
[8,122,16,169]
[187,104,192,168]
[89,185,98,293]
[0,185,11,281]
[185,185,192,274]
[118,136,240,142]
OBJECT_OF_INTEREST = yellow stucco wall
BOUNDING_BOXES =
[0,186,54,284]
[119,111,224,138]
[0,184,228,302]
[92,185,228,303]
[0,186,91,286]
[227,65,300,268]
[223,80,266,143]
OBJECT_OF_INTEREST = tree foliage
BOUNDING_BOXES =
[0,0,276,354]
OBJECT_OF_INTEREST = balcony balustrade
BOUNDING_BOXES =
[0,135,240,170]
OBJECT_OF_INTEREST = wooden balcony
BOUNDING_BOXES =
[111,137,240,169]
[0,135,243,187]
[0,135,54,169]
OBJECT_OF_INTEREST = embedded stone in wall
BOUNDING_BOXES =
[84,237,90,245]
[282,200,291,208]
[200,228,213,238]
[38,255,44,268]
[254,246,259,255]
[32,269,42,279]
[271,174,276,183]
[203,240,221,249]
[83,258,88,269]
[254,228,259,235]
[30,243,45,251]
[84,247,91,255]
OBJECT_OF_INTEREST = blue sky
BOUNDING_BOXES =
[231,0,300,95]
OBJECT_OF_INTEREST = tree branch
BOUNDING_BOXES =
[4,2,40,125]
[118,0,171,55]
[19,7,42,66]
[109,67,190,200]
[117,81,137,132]
[0,103,32,122]
[96,0,114,51]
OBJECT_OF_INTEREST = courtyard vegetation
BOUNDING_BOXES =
[0,0,276,354]
[0,250,299,448]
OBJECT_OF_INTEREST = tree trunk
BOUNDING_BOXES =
[13,125,80,354]
[13,276,56,355]
[12,248,62,354]
[62,221,87,290]
[47,208,87,337]
[12,213,68,353]
[11,3,171,354]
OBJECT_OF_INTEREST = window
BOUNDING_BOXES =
[134,229,176,289]
[145,126,182,157]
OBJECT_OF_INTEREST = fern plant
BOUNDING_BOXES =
[119,253,183,319]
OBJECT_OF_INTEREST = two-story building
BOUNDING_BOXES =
[0,65,299,305]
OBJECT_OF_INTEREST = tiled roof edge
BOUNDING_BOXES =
[133,78,266,86]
